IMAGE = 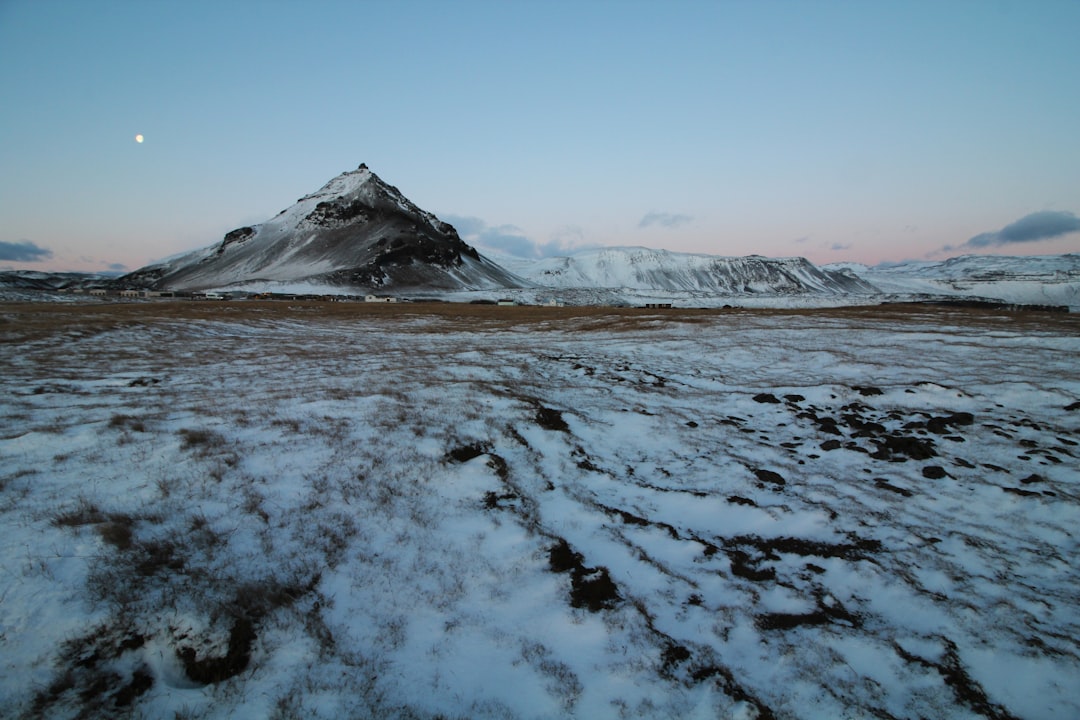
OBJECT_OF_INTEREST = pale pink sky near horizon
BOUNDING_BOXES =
[2,1,1078,274]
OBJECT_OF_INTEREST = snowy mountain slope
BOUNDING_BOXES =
[827,254,1080,309]
[494,247,879,296]
[120,164,528,292]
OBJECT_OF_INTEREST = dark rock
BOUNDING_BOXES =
[871,435,937,461]
[922,466,948,479]
[218,226,255,253]
[1003,487,1040,498]
[1065,401,1080,411]
[535,407,569,432]
[926,417,951,434]
[820,440,842,451]
[753,469,786,486]
[753,393,781,404]
[852,385,884,396]
[1019,474,1044,484]
[784,394,805,403]
[814,416,843,436]
[446,442,487,463]
[727,495,757,506]
[874,478,913,497]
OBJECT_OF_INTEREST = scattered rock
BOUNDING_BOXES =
[874,478,913,497]
[922,466,949,479]
[926,412,975,434]
[813,416,843,436]
[820,439,842,451]
[535,407,569,432]
[871,435,937,461]
[1003,487,1041,498]
[446,442,487,463]
[753,469,786,487]
[1019,474,1044,484]
[852,385,884,396]
[784,394,806,403]
[753,393,781,404]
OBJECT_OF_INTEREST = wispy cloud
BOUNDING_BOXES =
[442,215,593,258]
[0,240,52,262]
[959,210,1080,250]
[639,212,692,229]
[830,242,852,251]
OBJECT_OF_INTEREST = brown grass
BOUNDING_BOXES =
[1,299,1077,342]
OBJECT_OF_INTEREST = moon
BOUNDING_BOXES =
[135,134,144,143]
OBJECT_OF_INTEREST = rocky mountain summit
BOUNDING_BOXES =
[119,164,524,292]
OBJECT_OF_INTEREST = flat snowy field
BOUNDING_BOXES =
[2,302,1078,720]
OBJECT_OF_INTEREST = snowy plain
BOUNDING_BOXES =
[1,302,1078,719]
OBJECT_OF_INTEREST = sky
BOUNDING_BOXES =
[1,0,1079,274]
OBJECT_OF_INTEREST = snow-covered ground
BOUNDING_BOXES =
[2,303,1078,719]
[826,254,1080,310]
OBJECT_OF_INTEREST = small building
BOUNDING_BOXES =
[119,290,139,298]
[89,289,107,296]
[497,299,516,306]
[365,295,397,303]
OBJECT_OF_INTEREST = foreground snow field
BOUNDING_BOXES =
[1,302,1078,719]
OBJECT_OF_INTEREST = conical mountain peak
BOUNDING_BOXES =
[120,165,522,292]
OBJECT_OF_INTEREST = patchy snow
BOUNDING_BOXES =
[498,247,877,295]
[2,304,1078,719]
[828,254,1080,310]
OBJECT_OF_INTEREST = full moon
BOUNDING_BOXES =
[135,134,144,143]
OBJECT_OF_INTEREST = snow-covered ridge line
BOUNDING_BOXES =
[490,246,878,295]
[828,253,1080,310]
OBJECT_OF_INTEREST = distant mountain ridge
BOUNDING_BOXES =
[825,254,1080,309]
[495,247,878,295]
[4,163,1076,308]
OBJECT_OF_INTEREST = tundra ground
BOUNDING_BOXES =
[1,302,1078,719]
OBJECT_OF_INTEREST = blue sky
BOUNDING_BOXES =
[2,0,1078,273]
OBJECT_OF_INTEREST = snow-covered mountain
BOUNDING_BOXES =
[827,254,1080,309]
[120,164,525,292]
[492,247,879,295]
